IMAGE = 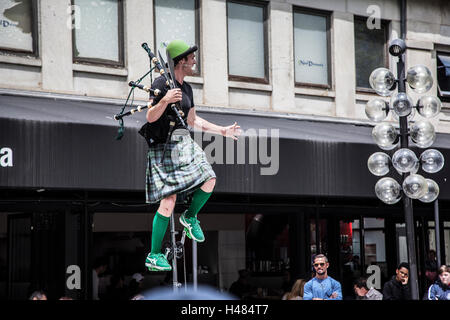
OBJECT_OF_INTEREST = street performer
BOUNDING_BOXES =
[143,39,241,271]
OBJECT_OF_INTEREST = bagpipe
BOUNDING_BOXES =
[114,43,189,163]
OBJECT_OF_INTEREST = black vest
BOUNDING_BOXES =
[139,76,194,147]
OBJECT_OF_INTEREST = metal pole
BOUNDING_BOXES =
[359,216,366,274]
[434,200,442,267]
[192,240,198,291]
[82,192,92,300]
[169,213,178,292]
[400,0,406,39]
[315,204,320,254]
[397,54,420,300]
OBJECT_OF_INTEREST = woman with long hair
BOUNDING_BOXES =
[282,279,306,300]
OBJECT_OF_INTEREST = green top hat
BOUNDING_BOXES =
[166,39,197,62]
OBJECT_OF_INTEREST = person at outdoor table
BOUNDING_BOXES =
[303,254,342,300]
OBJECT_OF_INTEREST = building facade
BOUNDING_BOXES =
[1,0,450,300]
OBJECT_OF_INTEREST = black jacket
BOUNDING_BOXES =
[382,276,412,300]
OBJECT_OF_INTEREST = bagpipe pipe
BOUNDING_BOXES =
[112,81,160,121]
[114,42,187,140]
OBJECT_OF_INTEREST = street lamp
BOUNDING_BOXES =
[365,38,445,299]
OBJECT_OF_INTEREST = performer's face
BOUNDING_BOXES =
[182,53,196,75]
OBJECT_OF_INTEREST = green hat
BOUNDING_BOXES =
[166,39,197,61]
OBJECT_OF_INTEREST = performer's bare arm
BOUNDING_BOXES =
[187,107,241,140]
[146,88,182,123]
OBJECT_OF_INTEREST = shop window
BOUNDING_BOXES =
[0,0,38,55]
[339,219,362,298]
[227,0,268,83]
[72,0,124,66]
[245,213,290,299]
[0,213,7,299]
[310,218,327,257]
[246,214,289,274]
[437,52,450,103]
[154,0,200,74]
[363,218,386,273]
[396,223,408,263]
[293,8,331,88]
[354,16,389,90]
[7,214,32,299]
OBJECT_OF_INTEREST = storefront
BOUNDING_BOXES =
[1,92,450,299]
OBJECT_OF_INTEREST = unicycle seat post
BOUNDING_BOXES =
[180,230,186,245]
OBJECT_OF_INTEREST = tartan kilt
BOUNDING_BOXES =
[145,131,216,203]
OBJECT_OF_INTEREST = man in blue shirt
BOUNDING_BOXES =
[303,254,343,300]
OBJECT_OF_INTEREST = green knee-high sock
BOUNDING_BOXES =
[151,212,170,254]
[185,188,212,219]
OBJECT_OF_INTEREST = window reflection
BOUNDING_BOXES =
[227,1,266,80]
[73,0,122,64]
[0,0,34,53]
[294,10,329,86]
[354,17,388,89]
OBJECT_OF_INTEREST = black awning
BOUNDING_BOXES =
[0,94,148,191]
[1,93,449,200]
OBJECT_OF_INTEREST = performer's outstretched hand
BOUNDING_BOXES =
[222,122,241,140]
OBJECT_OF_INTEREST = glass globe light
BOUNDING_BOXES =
[406,65,433,94]
[418,179,439,203]
[390,92,413,117]
[372,123,398,150]
[391,106,415,121]
[402,174,428,199]
[369,68,396,96]
[411,160,420,174]
[368,152,391,176]
[410,120,436,148]
[393,158,420,175]
[365,99,388,122]
[375,177,402,204]
[418,96,442,118]
[420,149,444,173]
[392,148,419,173]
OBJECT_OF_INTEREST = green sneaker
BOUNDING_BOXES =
[180,211,205,242]
[145,252,172,271]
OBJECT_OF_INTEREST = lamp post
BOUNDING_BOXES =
[366,39,444,300]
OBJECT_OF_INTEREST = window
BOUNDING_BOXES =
[154,0,200,74]
[293,8,330,88]
[437,52,450,103]
[227,0,268,83]
[72,0,124,66]
[354,16,389,90]
[0,0,38,55]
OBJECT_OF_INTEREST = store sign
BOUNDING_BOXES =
[298,59,324,68]
[0,19,18,28]
[0,147,13,167]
